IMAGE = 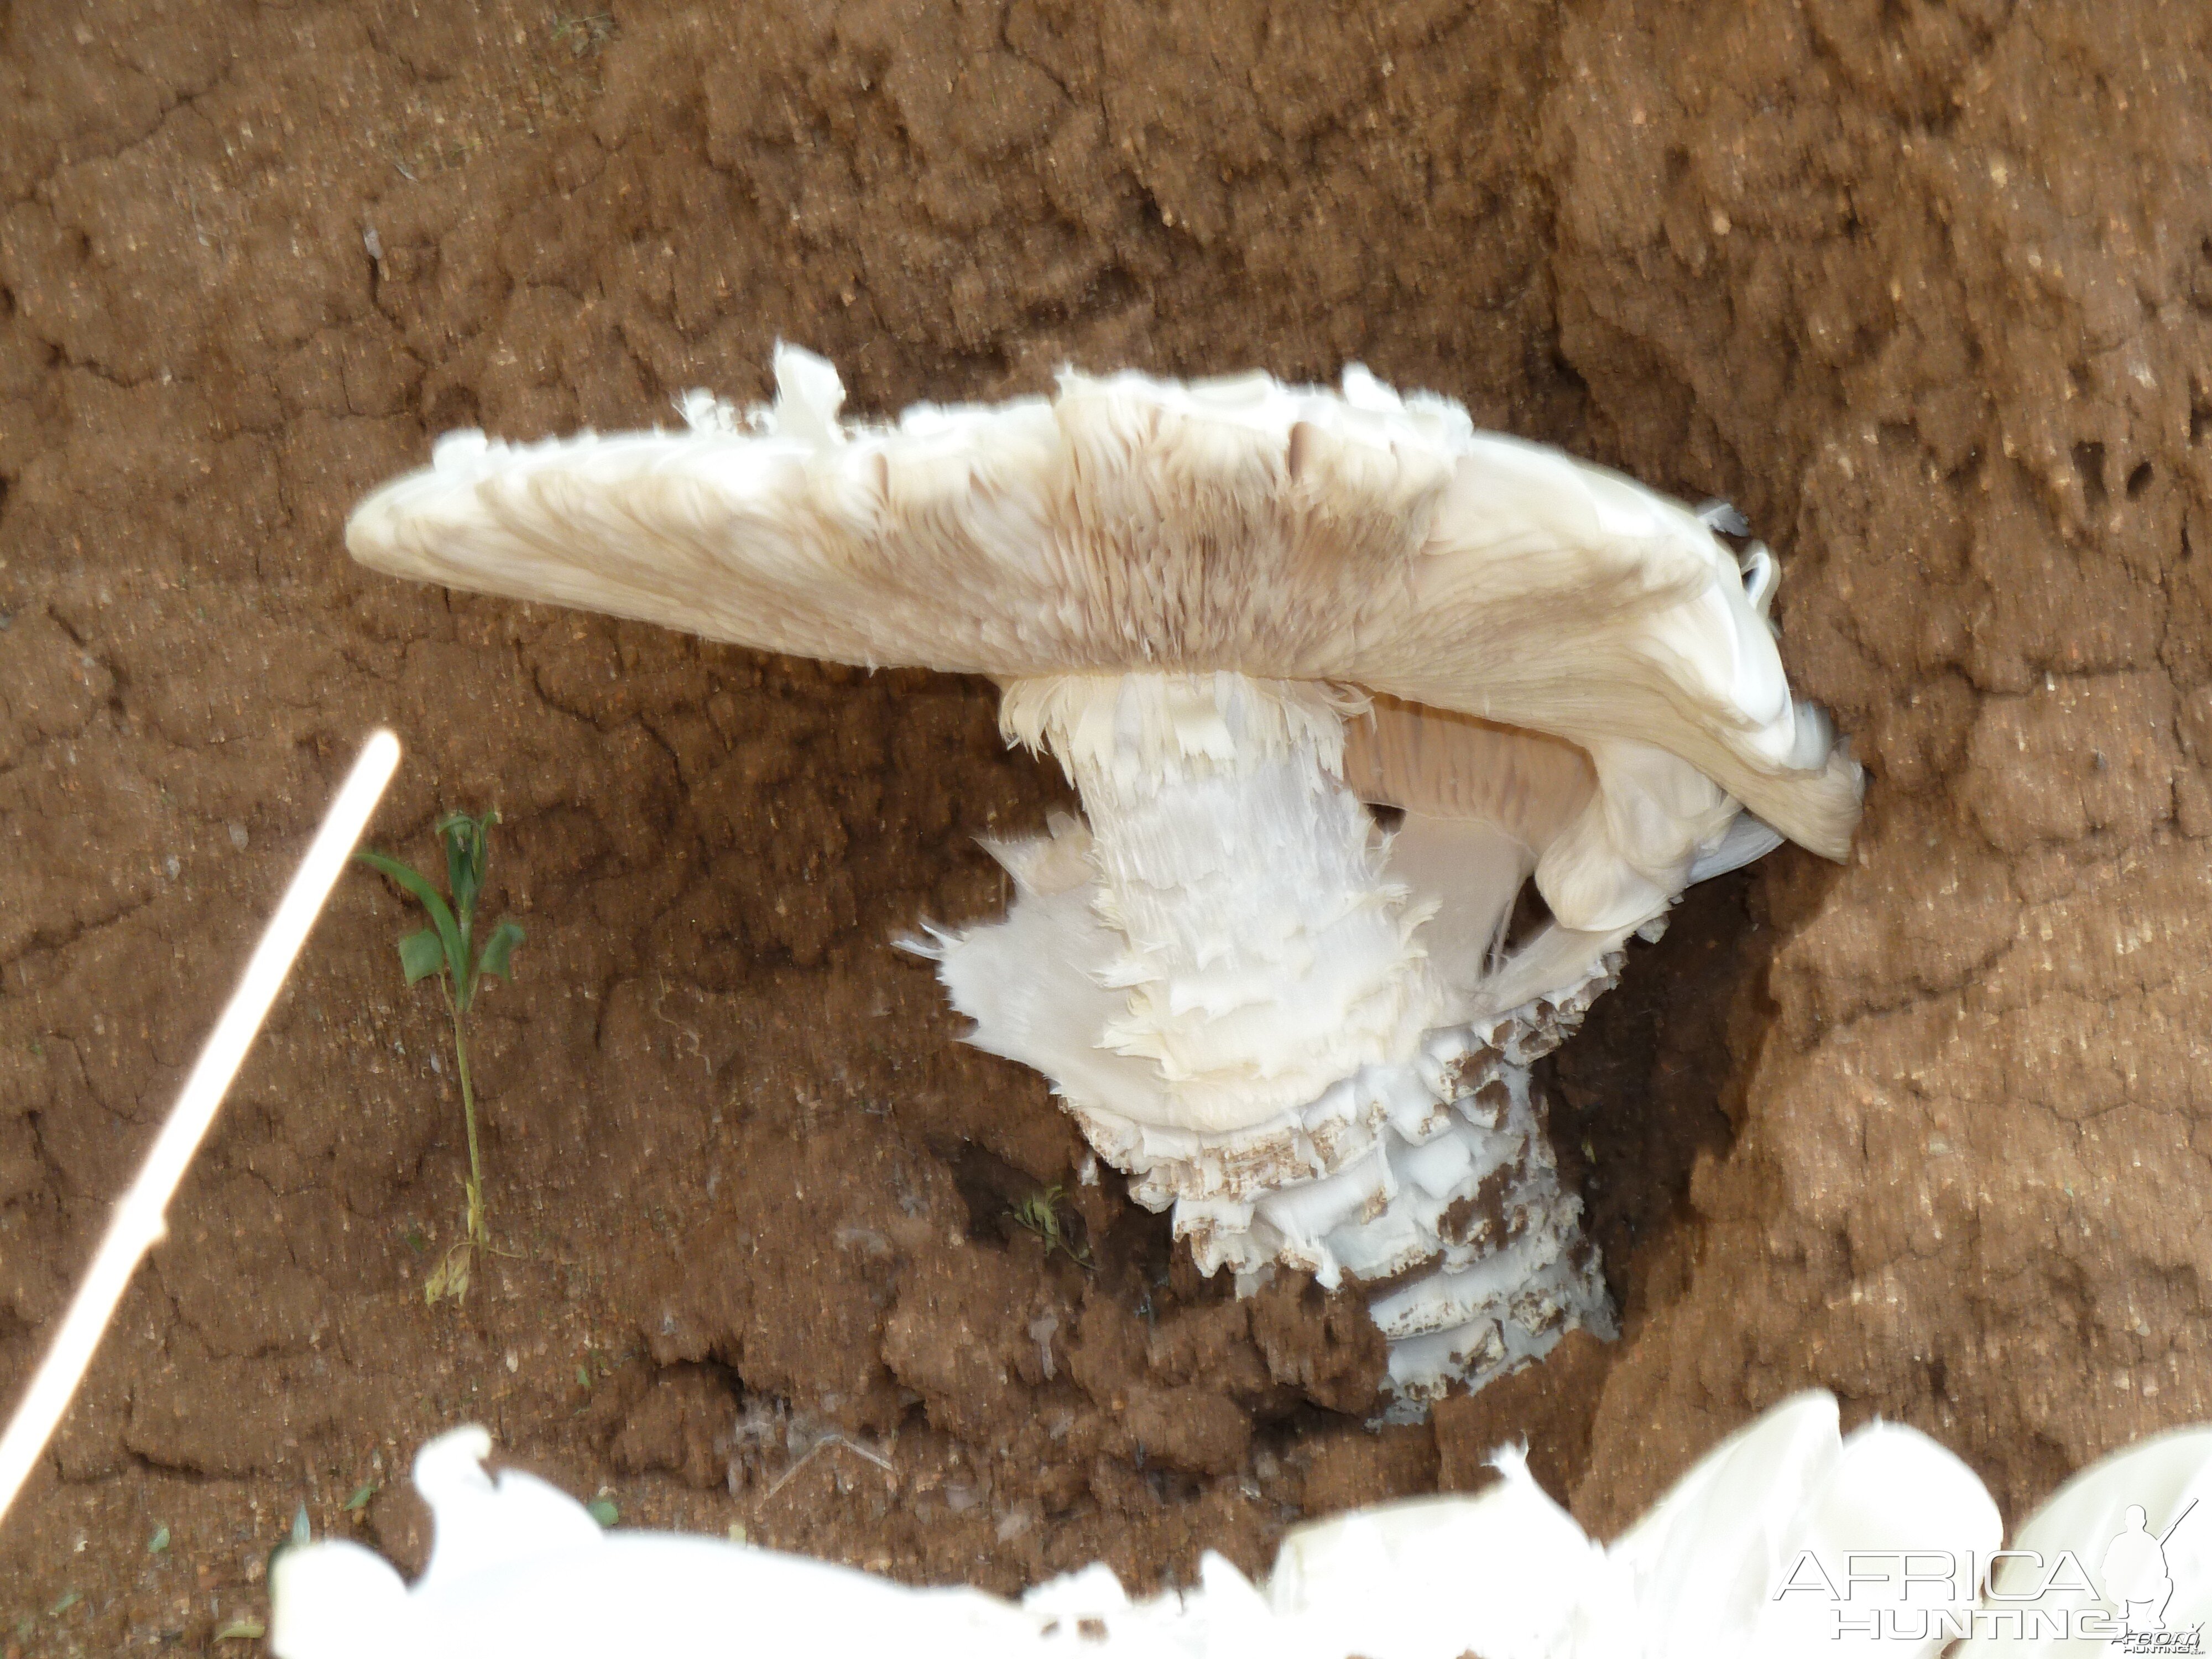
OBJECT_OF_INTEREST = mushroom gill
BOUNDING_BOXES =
[346,347,1861,1398]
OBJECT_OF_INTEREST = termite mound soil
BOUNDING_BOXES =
[7,0,2212,1650]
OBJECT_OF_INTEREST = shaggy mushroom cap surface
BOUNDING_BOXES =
[350,347,1858,933]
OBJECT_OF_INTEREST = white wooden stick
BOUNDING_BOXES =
[0,729,401,1526]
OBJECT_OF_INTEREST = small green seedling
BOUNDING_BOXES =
[357,809,525,1306]
[1011,1184,1092,1270]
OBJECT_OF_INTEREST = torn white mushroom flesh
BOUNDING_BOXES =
[347,347,1860,1399]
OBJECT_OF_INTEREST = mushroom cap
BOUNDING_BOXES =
[348,347,1858,859]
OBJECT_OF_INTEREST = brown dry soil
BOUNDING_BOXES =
[4,0,2212,1651]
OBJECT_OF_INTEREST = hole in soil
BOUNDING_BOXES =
[1542,869,1764,1318]
[2126,460,2153,498]
[941,1137,1096,1261]
[2072,440,2108,507]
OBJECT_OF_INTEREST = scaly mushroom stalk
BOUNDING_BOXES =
[972,674,1438,1128]
[928,671,1616,1395]
[345,347,1860,1399]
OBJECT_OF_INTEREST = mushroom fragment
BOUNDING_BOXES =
[347,348,1860,1398]
[283,1393,2212,1657]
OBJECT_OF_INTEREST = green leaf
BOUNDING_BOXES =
[586,1498,619,1527]
[343,1481,377,1512]
[476,918,525,983]
[148,1524,170,1553]
[397,927,446,986]
[576,1363,592,1390]
[439,808,498,932]
[48,1590,80,1616]
[291,1503,311,1547]
[354,850,466,992]
[214,1618,267,1642]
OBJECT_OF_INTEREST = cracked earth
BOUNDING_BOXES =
[4,0,2212,1651]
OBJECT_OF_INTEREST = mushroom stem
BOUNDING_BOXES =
[997,672,1441,1131]
[933,671,1616,1400]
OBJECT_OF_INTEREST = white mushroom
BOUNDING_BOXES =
[281,1394,2212,1657]
[347,347,1859,1397]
